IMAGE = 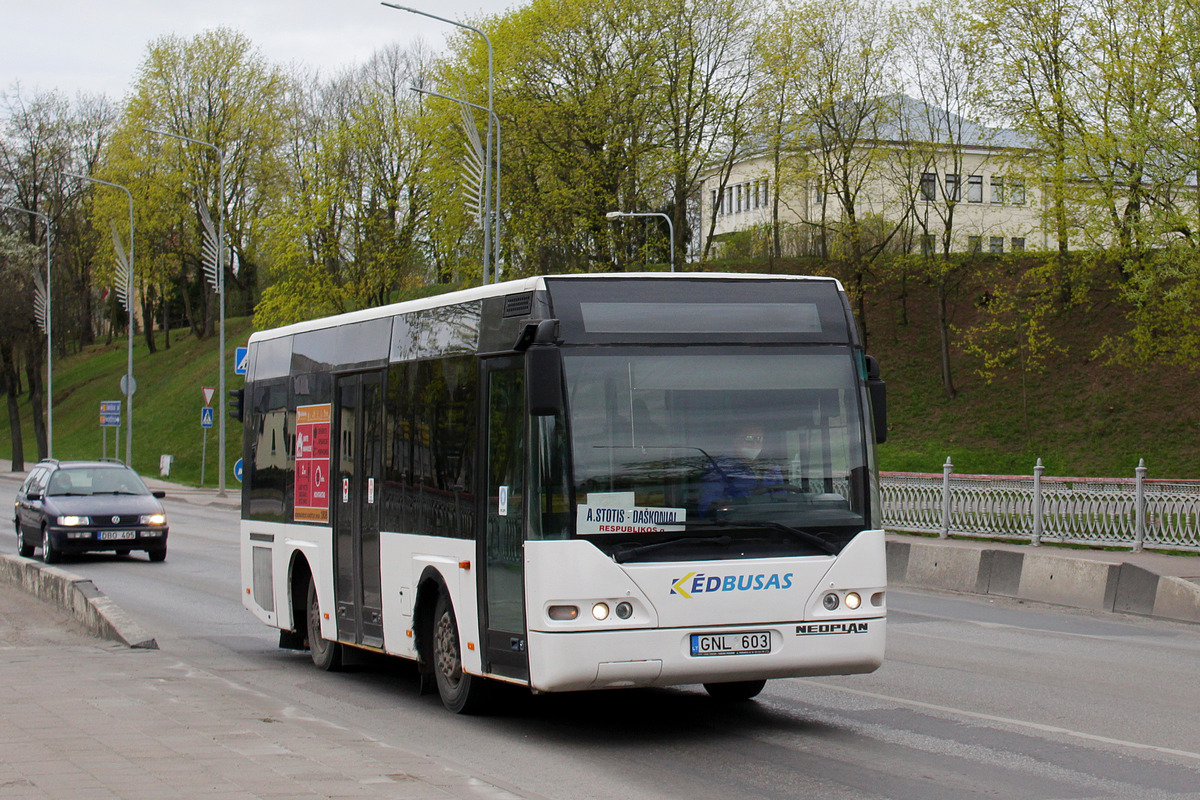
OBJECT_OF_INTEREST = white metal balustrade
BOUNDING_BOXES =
[880,458,1200,552]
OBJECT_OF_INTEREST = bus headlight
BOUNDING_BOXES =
[591,602,610,621]
[615,601,633,620]
[822,592,840,611]
[845,592,862,610]
[548,605,579,621]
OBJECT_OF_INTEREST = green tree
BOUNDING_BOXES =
[106,27,291,340]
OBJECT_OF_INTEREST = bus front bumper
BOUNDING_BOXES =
[526,616,885,693]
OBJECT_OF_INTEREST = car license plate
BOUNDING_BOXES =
[99,530,137,541]
[690,630,771,657]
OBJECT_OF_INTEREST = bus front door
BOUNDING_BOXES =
[480,358,529,681]
[333,371,385,649]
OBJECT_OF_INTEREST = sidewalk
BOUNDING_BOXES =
[0,583,525,800]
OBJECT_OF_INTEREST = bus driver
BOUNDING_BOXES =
[699,423,784,515]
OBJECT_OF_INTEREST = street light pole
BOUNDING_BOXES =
[605,211,675,271]
[383,2,494,284]
[2,205,52,458]
[409,86,502,283]
[66,172,135,466]
[146,127,228,496]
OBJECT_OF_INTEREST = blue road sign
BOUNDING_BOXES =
[234,458,243,483]
[201,406,215,428]
[235,346,249,375]
[100,400,121,427]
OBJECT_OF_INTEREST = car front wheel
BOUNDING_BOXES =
[41,526,60,564]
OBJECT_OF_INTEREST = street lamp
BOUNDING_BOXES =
[410,86,502,283]
[606,211,675,272]
[66,172,135,466]
[383,2,494,284]
[2,205,52,458]
[146,127,229,496]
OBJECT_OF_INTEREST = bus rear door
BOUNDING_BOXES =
[333,371,385,649]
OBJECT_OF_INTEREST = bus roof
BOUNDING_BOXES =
[247,273,846,344]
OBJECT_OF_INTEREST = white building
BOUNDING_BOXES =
[698,97,1054,259]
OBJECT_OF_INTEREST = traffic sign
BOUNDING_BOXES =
[202,386,216,407]
[120,374,137,396]
[99,400,121,427]
[235,346,248,375]
[234,458,243,483]
[201,406,214,428]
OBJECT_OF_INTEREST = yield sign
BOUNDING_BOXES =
[202,386,216,407]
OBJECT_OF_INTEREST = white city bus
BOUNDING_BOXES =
[238,273,888,712]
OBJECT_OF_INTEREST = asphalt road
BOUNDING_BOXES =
[6,480,1200,799]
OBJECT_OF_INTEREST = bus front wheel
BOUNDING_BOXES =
[432,593,489,714]
[306,578,342,671]
[703,679,767,701]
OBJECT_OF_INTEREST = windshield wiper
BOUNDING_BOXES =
[610,536,732,563]
[710,519,838,556]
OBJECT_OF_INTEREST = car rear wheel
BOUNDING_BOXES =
[41,526,60,564]
[16,525,33,558]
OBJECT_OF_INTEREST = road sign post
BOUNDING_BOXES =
[200,405,214,485]
[99,401,121,461]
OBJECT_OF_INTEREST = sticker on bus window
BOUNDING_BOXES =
[577,492,686,535]
[499,486,509,517]
[294,403,331,523]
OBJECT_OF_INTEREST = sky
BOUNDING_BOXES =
[1,0,522,102]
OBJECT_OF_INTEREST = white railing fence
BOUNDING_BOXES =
[880,458,1200,552]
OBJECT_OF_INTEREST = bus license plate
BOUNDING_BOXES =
[99,530,136,540]
[690,630,771,657]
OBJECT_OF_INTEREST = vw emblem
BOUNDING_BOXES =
[112,516,120,524]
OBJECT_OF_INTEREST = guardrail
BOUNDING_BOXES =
[880,458,1200,552]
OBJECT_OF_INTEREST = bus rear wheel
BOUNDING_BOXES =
[306,578,342,671]
[703,679,767,701]
[432,593,489,714]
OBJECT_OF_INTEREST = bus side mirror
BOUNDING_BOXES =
[865,355,887,444]
[527,346,565,416]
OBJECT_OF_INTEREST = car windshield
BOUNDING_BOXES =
[561,347,877,560]
[46,467,150,496]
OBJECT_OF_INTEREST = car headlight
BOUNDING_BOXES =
[140,513,167,526]
[58,515,89,526]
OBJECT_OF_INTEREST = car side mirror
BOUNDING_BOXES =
[27,491,43,502]
[152,490,166,499]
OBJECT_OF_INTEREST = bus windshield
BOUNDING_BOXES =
[563,347,874,561]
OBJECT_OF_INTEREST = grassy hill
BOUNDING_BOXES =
[3,320,253,486]
[2,269,1197,486]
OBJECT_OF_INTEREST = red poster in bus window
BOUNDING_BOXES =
[294,403,331,523]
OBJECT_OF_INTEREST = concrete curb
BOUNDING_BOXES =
[887,538,1200,624]
[0,553,157,648]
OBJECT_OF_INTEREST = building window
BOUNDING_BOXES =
[1011,237,1025,252]
[945,174,960,201]
[989,236,1004,253]
[920,234,935,256]
[813,183,824,206]
[920,172,937,201]
[967,235,982,253]
[1010,179,1025,205]
[726,187,733,214]
[990,176,1004,204]
[967,175,983,203]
